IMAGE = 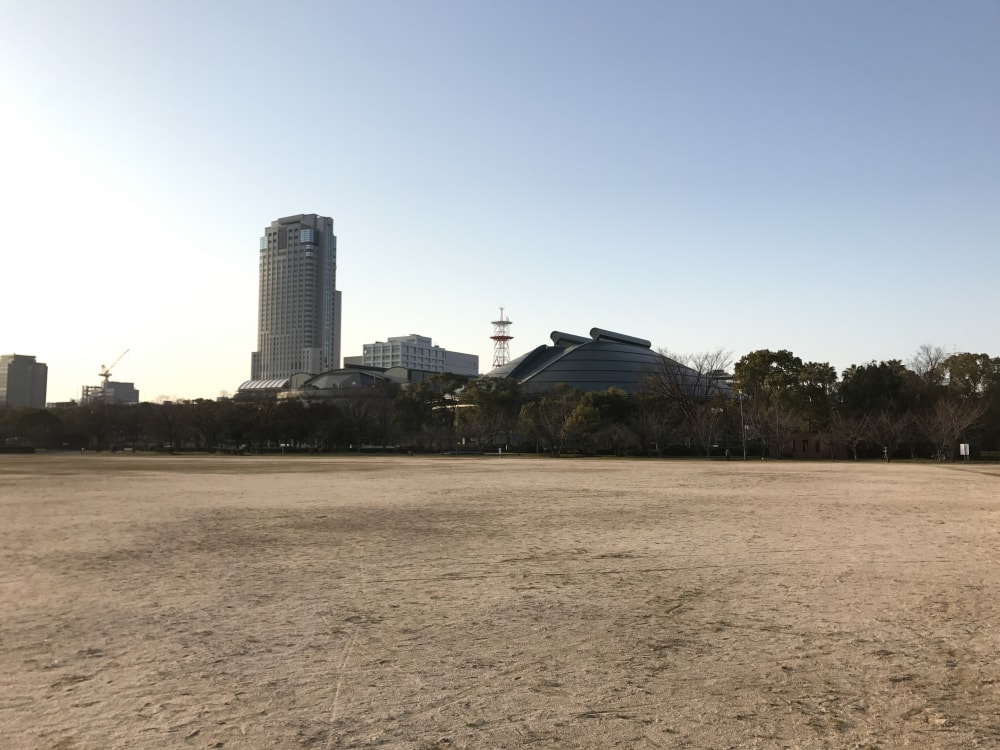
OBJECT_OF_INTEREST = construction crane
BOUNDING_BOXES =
[99,349,129,387]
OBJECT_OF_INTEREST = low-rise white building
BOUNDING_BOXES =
[346,335,479,377]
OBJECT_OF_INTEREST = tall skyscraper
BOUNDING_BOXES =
[251,214,342,380]
[0,354,48,408]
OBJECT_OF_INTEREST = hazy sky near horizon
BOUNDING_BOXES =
[2,1,998,403]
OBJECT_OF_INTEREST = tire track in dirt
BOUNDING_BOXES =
[327,543,369,739]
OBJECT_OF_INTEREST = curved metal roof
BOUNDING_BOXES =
[303,370,386,389]
[487,327,720,395]
[237,378,291,391]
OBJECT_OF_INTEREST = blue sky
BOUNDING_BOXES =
[2,1,998,402]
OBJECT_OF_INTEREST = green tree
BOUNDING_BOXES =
[944,353,999,398]
[151,401,193,451]
[733,349,805,457]
[794,361,837,431]
[65,402,119,451]
[393,381,438,445]
[188,398,224,451]
[305,400,348,451]
[839,360,920,418]
[629,393,674,456]
[217,400,259,452]
[393,374,465,450]
[271,399,312,449]
[585,387,637,456]
[1,408,65,448]
[733,349,802,404]
[456,377,523,449]
[563,399,602,454]
[519,385,583,457]
[335,383,399,450]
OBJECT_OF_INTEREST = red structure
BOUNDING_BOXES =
[490,307,513,369]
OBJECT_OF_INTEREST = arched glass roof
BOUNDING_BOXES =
[237,378,290,391]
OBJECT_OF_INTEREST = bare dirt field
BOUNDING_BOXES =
[2,454,999,749]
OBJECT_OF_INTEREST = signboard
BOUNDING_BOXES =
[960,443,970,457]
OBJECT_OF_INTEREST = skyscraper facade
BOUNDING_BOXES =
[0,354,48,408]
[251,214,342,380]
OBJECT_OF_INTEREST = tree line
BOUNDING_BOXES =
[2,345,997,460]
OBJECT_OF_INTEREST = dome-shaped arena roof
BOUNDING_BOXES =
[487,328,667,394]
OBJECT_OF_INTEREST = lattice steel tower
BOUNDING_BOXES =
[490,307,513,369]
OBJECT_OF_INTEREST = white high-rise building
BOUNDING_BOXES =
[251,214,342,380]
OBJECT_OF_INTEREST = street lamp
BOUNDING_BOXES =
[739,390,748,461]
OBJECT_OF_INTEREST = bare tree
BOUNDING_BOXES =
[741,399,798,458]
[335,386,396,450]
[645,348,733,456]
[915,397,988,461]
[518,385,582,457]
[597,421,639,457]
[868,409,912,462]
[630,395,674,456]
[740,398,769,458]
[829,410,870,460]
[767,401,800,459]
[909,344,948,389]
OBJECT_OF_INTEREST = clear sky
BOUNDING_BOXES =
[2,1,998,403]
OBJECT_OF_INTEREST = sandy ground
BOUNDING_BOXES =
[1,454,999,750]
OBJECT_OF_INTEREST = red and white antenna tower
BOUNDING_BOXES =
[490,307,513,369]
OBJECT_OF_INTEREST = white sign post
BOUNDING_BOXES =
[960,443,970,462]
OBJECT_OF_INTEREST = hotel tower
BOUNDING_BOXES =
[251,214,342,380]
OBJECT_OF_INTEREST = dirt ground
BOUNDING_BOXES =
[1,454,999,749]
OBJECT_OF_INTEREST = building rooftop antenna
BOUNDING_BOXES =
[490,307,513,369]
